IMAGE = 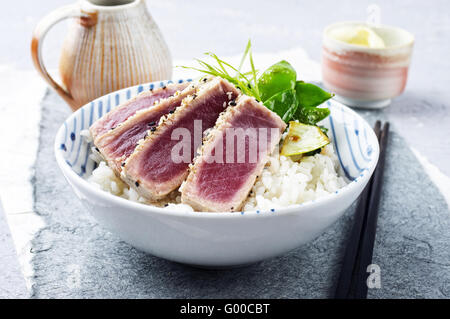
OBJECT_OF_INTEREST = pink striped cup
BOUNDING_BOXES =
[322,21,414,109]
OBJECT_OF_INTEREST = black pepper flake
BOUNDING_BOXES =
[192,94,197,100]
[169,110,175,114]
[164,204,169,207]
[231,206,234,210]
[95,147,100,152]
[229,100,236,106]
[135,181,140,187]
[255,98,260,103]
[150,126,157,132]
[162,86,167,89]
[247,83,252,89]
[148,121,156,126]
[203,78,208,82]
[236,86,241,90]
[121,162,126,167]
[111,126,116,130]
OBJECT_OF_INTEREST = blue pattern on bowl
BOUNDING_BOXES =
[56,78,378,214]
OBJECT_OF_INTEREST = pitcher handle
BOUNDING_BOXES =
[31,4,97,108]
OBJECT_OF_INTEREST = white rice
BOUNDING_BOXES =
[88,161,194,212]
[79,129,93,143]
[242,144,347,211]
[84,131,347,212]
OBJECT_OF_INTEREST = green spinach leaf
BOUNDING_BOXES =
[258,60,296,102]
[264,89,298,123]
[295,81,333,108]
[295,106,330,125]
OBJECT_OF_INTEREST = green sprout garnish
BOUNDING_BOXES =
[178,40,262,101]
[179,40,333,126]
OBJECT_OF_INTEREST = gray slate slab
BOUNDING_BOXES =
[29,90,450,298]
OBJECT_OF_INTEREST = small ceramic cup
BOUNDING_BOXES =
[322,21,414,109]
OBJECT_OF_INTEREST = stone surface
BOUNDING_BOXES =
[0,201,28,298]
[29,90,449,298]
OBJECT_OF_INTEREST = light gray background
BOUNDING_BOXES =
[1,0,449,298]
[0,203,28,298]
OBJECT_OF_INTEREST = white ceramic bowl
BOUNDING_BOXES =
[55,79,379,267]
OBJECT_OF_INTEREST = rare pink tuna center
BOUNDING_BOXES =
[171,120,281,164]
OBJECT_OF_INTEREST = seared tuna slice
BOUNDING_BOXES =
[181,96,286,212]
[93,84,198,173]
[122,77,240,200]
[90,82,189,143]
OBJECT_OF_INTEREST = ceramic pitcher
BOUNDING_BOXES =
[31,0,172,111]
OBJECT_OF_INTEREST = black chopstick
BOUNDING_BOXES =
[353,122,389,298]
[333,121,380,298]
[334,120,389,299]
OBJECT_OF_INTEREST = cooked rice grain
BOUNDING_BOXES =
[242,144,347,211]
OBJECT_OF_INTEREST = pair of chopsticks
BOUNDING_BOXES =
[334,120,390,299]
